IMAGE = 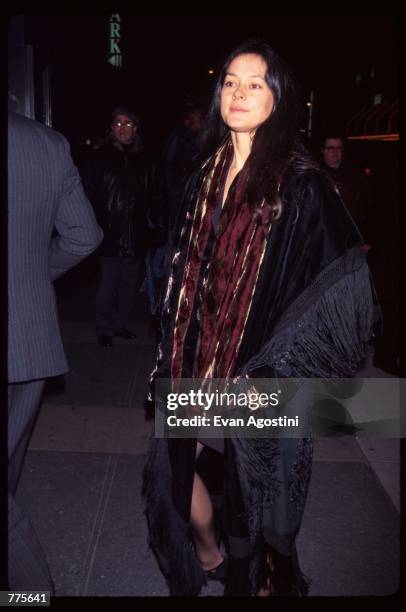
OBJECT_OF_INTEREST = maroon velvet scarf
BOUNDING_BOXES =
[171,138,272,379]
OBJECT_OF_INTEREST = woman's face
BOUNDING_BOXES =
[220,53,274,135]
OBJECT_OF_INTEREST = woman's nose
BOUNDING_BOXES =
[232,86,246,99]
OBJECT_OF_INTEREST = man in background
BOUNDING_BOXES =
[83,106,151,347]
[320,134,372,250]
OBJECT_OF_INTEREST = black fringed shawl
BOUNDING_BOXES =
[142,159,379,596]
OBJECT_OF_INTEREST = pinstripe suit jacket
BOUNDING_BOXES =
[8,112,103,383]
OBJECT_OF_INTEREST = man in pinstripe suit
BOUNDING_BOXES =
[8,111,103,592]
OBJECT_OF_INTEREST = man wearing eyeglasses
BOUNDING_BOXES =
[111,114,138,145]
[83,106,151,347]
[321,136,344,171]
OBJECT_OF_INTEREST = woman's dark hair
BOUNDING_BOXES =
[200,39,319,219]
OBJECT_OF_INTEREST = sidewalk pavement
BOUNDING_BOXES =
[18,273,400,597]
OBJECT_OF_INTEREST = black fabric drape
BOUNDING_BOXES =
[143,162,379,596]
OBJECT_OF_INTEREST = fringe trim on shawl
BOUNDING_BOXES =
[239,259,378,378]
[142,437,206,596]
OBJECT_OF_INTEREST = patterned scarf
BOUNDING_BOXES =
[171,138,272,379]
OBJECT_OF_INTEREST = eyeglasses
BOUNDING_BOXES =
[112,120,135,128]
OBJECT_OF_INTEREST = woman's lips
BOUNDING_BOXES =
[230,107,248,112]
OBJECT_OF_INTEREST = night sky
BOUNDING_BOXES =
[24,15,398,150]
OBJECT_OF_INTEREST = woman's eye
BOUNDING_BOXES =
[250,83,261,89]
[224,80,236,87]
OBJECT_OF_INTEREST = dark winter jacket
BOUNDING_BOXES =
[83,139,152,257]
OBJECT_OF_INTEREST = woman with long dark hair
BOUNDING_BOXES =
[143,40,378,596]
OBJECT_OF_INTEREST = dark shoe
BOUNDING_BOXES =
[98,335,113,347]
[115,330,137,340]
[206,557,228,584]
